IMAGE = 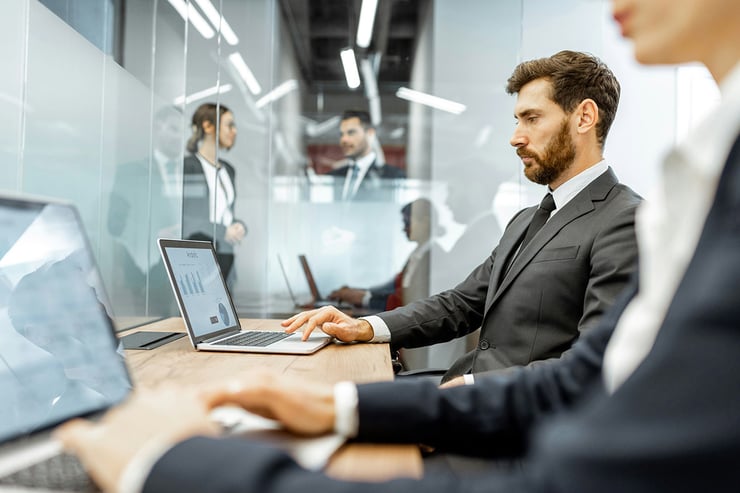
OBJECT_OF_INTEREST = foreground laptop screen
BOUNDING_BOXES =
[0,197,131,443]
[163,244,238,338]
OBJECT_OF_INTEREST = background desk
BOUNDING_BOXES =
[121,317,422,482]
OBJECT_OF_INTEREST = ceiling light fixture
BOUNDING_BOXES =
[396,87,467,115]
[360,59,381,125]
[228,52,262,95]
[255,79,299,108]
[340,48,361,89]
[193,0,239,45]
[167,0,214,39]
[356,0,378,48]
[173,83,233,105]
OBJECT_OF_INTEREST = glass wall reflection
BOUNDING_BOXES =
[2,0,717,367]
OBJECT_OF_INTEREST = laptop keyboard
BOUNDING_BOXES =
[0,452,99,492]
[218,331,292,347]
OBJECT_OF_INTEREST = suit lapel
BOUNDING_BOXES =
[486,168,619,311]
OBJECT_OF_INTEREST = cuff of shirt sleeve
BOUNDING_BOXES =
[333,381,359,438]
[118,438,177,493]
[463,374,475,385]
[362,315,391,343]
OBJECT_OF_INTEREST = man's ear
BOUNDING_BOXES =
[575,98,598,135]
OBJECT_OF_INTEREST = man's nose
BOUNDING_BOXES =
[510,125,527,148]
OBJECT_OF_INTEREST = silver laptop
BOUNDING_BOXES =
[158,239,332,354]
[0,194,132,491]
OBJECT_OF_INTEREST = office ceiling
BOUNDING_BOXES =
[277,0,422,95]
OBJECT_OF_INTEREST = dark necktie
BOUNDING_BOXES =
[519,193,556,251]
[343,162,359,200]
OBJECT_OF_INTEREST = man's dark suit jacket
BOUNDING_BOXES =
[382,167,641,380]
[144,136,740,492]
[328,160,407,179]
[182,155,243,277]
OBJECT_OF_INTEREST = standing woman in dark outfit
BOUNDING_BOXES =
[182,102,247,280]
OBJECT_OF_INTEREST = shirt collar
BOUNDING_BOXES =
[550,160,609,212]
[354,152,377,172]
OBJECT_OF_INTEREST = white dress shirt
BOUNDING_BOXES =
[603,62,740,392]
[195,153,235,227]
[341,152,377,200]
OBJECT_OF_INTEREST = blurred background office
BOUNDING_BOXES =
[0,0,720,369]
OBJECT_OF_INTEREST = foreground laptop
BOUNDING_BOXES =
[0,194,132,491]
[158,239,332,354]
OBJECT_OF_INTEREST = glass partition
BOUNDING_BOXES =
[2,0,718,367]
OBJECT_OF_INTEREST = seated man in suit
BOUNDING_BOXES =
[328,198,442,311]
[329,110,406,200]
[58,1,740,490]
[288,51,642,385]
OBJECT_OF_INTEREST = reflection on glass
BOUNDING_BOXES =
[183,103,247,281]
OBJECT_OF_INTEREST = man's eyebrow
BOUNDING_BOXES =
[514,108,539,120]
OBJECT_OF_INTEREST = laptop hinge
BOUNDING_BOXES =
[202,329,240,344]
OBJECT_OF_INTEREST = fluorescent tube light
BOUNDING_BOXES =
[173,83,233,105]
[167,0,215,39]
[340,48,361,89]
[396,87,467,115]
[255,79,299,108]
[193,0,239,45]
[356,0,378,48]
[228,52,262,95]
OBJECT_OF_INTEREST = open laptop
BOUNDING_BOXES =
[297,254,353,309]
[0,194,132,491]
[0,196,341,492]
[158,239,332,354]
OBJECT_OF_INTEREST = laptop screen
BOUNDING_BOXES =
[159,240,239,341]
[0,196,131,443]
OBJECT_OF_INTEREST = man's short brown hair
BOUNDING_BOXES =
[506,50,620,147]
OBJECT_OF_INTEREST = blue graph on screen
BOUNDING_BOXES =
[178,270,205,296]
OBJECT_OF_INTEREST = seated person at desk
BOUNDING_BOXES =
[329,198,442,311]
[57,1,740,490]
[329,110,406,201]
[286,51,641,385]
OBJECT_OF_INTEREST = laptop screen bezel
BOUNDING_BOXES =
[158,238,241,345]
[0,193,133,445]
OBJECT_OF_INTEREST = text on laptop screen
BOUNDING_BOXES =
[164,246,238,337]
[0,198,131,443]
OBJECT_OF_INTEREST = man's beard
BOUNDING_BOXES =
[517,118,576,186]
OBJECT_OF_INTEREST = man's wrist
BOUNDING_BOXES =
[333,381,359,438]
[357,319,375,342]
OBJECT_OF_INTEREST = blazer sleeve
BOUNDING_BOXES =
[355,282,635,457]
[143,436,521,493]
[376,251,495,349]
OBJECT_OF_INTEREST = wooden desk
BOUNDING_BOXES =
[122,317,423,482]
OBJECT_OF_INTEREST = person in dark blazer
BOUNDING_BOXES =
[328,110,405,201]
[328,198,442,311]
[57,0,740,490]
[182,103,246,280]
[286,51,642,385]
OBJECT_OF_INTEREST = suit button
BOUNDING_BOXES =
[479,339,490,350]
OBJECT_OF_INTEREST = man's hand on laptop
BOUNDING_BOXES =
[328,286,366,306]
[203,371,336,437]
[282,306,374,342]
